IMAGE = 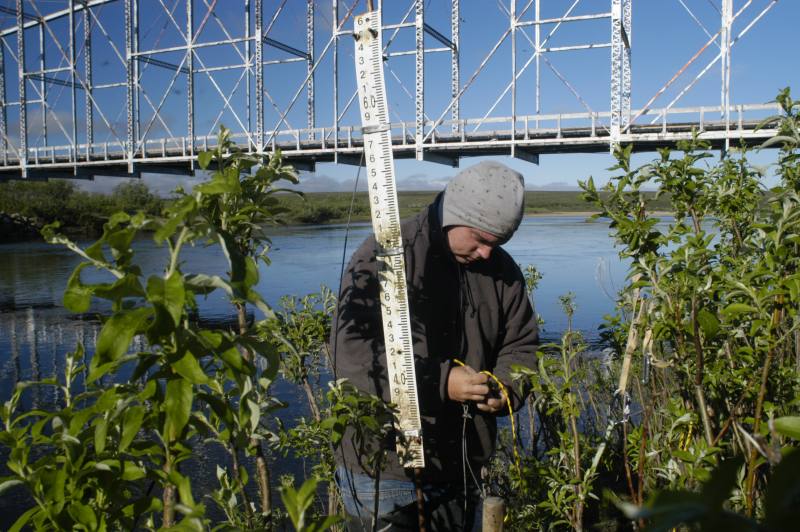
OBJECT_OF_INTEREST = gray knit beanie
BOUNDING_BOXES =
[442,161,525,244]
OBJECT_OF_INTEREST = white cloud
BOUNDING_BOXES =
[527,181,581,191]
[76,172,209,197]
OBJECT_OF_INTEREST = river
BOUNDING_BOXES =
[0,215,627,525]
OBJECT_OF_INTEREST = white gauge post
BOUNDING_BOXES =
[354,10,425,470]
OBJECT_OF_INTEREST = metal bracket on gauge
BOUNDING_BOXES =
[354,10,425,470]
[378,246,404,257]
[362,124,389,135]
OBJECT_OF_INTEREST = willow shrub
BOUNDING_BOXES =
[0,128,348,531]
[584,88,800,520]
[6,96,800,530]
[500,89,800,531]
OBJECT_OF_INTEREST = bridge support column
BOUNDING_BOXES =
[84,3,93,155]
[16,0,27,178]
[124,0,134,173]
[721,0,732,154]
[69,0,78,165]
[1,29,8,165]
[245,0,251,149]
[415,0,424,161]
[38,24,46,150]
[610,0,631,151]
[186,0,194,171]
[332,0,339,163]
[451,0,459,134]
[622,0,631,135]
[307,0,314,141]
[511,0,517,159]
[255,0,263,154]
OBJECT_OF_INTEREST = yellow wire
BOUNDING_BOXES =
[680,422,693,452]
[453,359,522,477]
[669,423,694,532]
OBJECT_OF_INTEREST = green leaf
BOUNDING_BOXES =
[172,351,209,385]
[220,345,246,373]
[93,274,146,302]
[0,479,23,496]
[243,256,259,288]
[95,416,108,454]
[198,392,235,427]
[721,303,757,317]
[696,308,720,339]
[246,397,260,433]
[120,405,146,452]
[154,196,196,244]
[84,238,107,262]
[164,378,193,442]
[246,291,274,320]
[197,150,213,170]
[195,168,241,195]
[774,417,800,440]
[169,470,196,507]
[68,502,98,529]
[760,135,799,149]
[223,166,243,194]
[94,386,120,411]
[63,263,93,312]
[121,462,146,481]
[146,272,186,327]
[241,337,280,381]
[94,307,153,366]
[48,466,66,504]
[217,230,244,285]
[9,506,38,532]
[105,224,137,260]
[184,273,233,297]
[673,449,695,463]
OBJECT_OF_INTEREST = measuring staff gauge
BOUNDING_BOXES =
[354,10,424,469]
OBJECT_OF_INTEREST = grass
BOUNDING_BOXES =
[275,190,673,225]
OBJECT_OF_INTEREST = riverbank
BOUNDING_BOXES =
[0,179,162,243]
[261,190,672,225]
[0,178,672,243]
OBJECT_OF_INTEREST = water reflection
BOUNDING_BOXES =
[0,308,101,410]
[0,215,634,525]
[0,217,632,394]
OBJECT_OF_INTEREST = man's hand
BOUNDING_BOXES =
[447,365,509,414]
[477,391,508,414]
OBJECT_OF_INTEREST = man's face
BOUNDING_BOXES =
[446,226,502,264]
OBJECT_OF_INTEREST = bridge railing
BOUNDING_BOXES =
[0,102,784,172]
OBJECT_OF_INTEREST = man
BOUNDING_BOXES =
[332,161,539,530]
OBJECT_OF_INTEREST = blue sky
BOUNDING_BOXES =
[303,0,798,193]
[1,0,797,194]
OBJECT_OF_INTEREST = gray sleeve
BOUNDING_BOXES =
[330,238,390,402]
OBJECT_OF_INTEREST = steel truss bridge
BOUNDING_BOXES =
[0,0,788,179]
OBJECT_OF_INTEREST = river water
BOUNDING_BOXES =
[0,215,627,524]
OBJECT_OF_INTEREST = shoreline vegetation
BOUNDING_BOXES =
[2,89,800,529]
[0,179,673,242]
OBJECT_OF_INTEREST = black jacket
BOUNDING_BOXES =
[331,193,539,482]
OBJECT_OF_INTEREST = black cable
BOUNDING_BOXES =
[333,151,364,378]
[462,404,469,520]
[333,151,365,523]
